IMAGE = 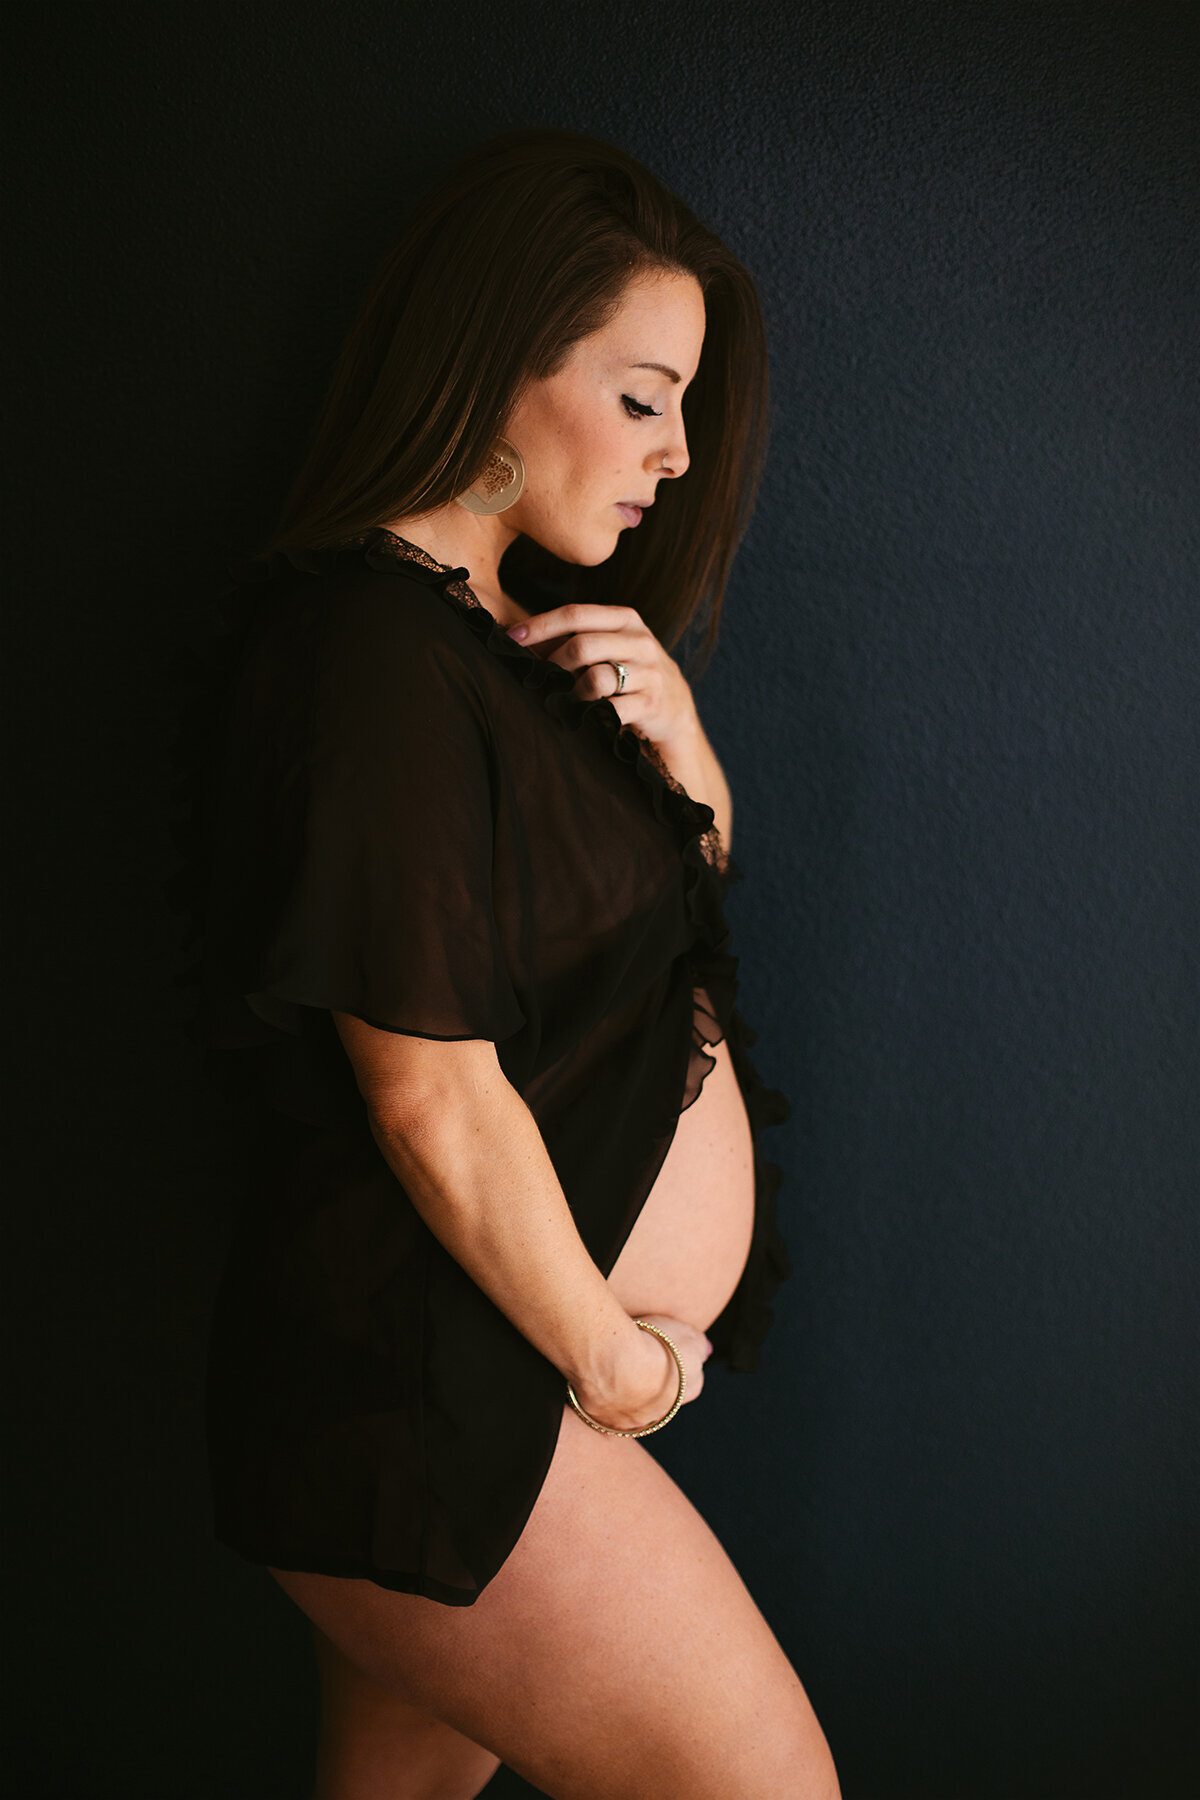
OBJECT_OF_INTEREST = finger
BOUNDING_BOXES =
[571,661,637,703]
[601,691,640,725]
[550,630,645,674]
[556,654,644,710]
[505,602,637,649]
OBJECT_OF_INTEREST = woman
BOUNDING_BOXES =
[192,128,840,1799]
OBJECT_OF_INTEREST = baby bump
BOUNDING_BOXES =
[606,1028,756,1334]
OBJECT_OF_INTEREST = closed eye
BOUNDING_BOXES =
[621,394,662,419]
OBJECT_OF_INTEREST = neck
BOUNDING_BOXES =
[378,504,519,598]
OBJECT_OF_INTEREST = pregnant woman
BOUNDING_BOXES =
[194,128,840,1798]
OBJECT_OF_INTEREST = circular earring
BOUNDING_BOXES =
[455,436,526,515]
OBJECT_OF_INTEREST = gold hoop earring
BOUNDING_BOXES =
[455,436,526,515]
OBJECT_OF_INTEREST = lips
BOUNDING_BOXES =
[615,503,643,527]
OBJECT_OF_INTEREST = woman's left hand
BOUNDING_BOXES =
[505,603,698,756]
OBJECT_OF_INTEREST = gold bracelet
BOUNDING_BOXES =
[565,1319,687,1438]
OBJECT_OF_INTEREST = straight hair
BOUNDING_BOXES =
[262,127,771,673]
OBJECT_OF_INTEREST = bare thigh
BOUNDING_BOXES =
[269,1404,840,1800]
[307,1623,500,1800]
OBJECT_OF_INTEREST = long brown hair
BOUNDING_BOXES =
[262,127,770,673]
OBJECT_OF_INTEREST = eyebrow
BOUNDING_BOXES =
[629,361,682,383]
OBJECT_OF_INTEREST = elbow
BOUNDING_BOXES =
[332,1008,507,1138]
[360,1038,509,1145]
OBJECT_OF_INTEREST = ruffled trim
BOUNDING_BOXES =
[161,528,792,1369]
[705,1002,794,1370]
[352,528,738,941]
[679,985,722,1114]
[352,530,793,1373]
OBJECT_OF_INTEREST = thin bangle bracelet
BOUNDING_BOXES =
[565,1319,687,1438]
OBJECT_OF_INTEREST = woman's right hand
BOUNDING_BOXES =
[570,1313,713,1433]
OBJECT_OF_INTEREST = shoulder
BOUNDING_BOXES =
[243,552,481,689]
[325,563,468,655]
[298,562,495,745]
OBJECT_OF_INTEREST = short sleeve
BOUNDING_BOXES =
[208,573,526,1045]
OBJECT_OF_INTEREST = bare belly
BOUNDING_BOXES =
[606,1030,756,1334]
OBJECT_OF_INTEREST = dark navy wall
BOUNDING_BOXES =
[8,4,1197,1795]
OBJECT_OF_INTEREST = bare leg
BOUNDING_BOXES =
[309,1621,500,1799]
[269,1402,841,1800]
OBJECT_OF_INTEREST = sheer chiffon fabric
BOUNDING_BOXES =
[196,528,791,1605]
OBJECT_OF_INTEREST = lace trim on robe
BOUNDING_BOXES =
[352,530,479,610]
[357,529,731,880]
[629,731,730,877]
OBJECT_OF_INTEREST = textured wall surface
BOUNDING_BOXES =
[7,3,1198,1796]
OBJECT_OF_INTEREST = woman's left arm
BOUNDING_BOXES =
[505,603,734,851]
[647,712,733,852]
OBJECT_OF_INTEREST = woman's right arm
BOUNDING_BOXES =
[332,1011,710,1431]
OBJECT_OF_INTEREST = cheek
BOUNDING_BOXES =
[561,419,628,499]
[517,382,628,519]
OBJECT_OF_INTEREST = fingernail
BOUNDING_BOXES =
[506,624,528,640]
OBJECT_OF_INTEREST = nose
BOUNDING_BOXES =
[647,412,689,480]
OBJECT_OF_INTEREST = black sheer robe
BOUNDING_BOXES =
[188,528,791,1606]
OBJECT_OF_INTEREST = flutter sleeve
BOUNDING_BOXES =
[205,574,526,1046]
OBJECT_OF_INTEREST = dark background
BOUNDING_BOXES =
[7,3,1198,1795]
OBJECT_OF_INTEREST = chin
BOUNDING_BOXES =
[537,529,620,568]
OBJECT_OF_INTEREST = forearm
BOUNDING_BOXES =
[655,713,733,854]
[367,1067,672,1414]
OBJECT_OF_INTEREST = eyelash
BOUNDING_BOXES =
[621,394,662,419]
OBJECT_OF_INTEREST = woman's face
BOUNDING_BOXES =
[501,267,706,566]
